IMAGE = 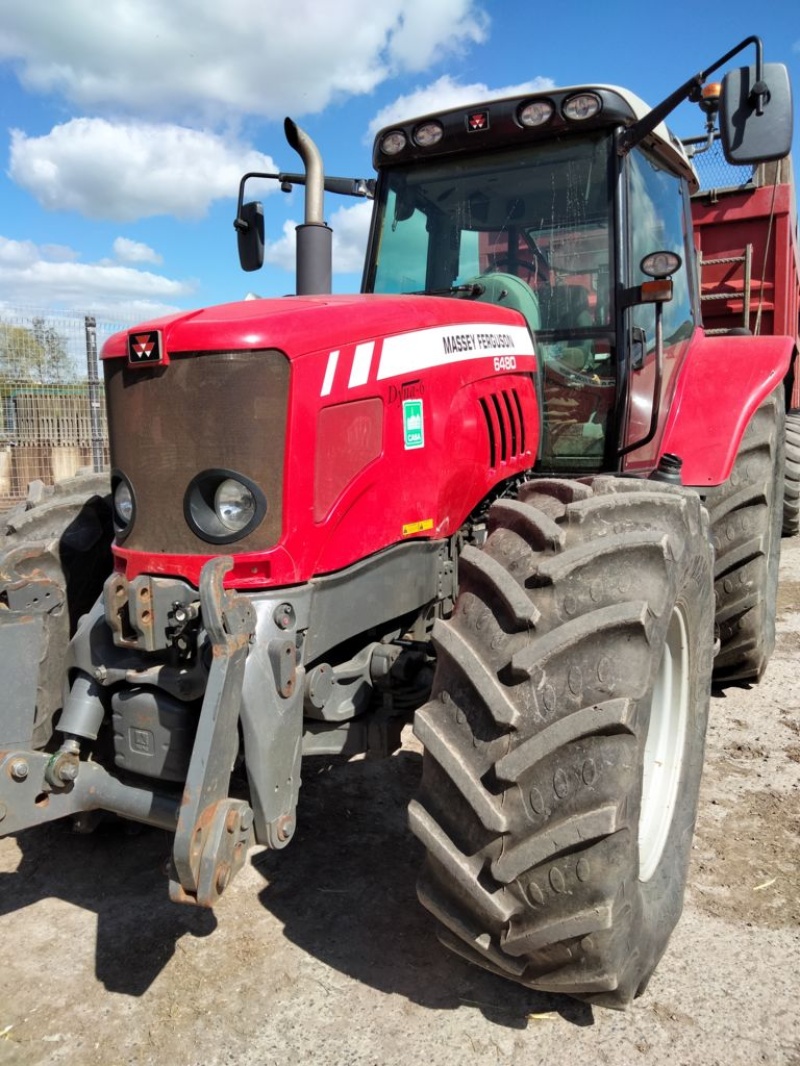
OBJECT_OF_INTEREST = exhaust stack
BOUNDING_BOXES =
[284,118,332,295]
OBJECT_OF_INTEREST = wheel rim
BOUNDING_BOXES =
[638,604,690,883]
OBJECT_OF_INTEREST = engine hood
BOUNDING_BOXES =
[101,292,531,362]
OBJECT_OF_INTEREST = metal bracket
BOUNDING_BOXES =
[1,577,64,614]
[268,638,297,698]
[169,798,254,907]
[0,749,180,835]
[170,557,257,906]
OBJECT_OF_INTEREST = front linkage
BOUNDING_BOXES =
[0,555,301,906]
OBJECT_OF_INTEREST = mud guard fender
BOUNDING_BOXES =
[660,333,794,486]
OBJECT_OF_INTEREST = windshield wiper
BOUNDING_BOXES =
[402,283,486,297]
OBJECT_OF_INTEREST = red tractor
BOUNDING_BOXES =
[0,37,796,1007]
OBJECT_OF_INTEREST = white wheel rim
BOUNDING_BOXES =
[638,605,690,883]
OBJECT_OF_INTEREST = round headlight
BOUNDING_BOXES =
[184,468,266,544]
[380,130,407,156]
[518,100,554,128]
[413,121,443,147]
[562,93,602,121]
[114,480,133,525]
[215,478,256,532]
[111,474,135,541]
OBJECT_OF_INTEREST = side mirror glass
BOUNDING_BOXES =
[720,62,793,164]
[631,326,646,370]
[235,201,265,272]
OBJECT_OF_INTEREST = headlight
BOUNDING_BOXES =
[380,130,407,156]
[413,121,443,147]
[184,469,266,544]
[562,93,602,121]
[112,472,135,539]
[518,99,554,128]
[215,478,256,532]
[641,250,682,279]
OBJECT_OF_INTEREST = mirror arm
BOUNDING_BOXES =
[278,173,376,199]
[233,169,375,234]
[234,171,280,232]
[619,35,765,157]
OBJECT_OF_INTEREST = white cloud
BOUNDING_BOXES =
[0,1,489,121]
[367,74,556,137]
[330,201,373,275]
[0,235,193,320]
[263,221,297,276]
[264,200,372,280]
[9,119,278,222]
[0,236,38,268]
[113,237,162,265]
[40,244,81,263]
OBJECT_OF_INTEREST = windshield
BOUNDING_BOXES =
[367,134,616,471]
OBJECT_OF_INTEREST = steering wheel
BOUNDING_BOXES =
[486,251,549,285]
[544,357,613,390]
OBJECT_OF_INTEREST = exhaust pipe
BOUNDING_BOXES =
[284,118,332,295]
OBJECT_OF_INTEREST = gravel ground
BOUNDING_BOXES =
[0,539,798,1066]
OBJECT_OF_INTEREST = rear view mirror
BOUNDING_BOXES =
[720,62,793,164]
[235,201,265,272]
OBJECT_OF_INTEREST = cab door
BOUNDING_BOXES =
[621,148,697,471]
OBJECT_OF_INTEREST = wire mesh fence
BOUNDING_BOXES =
[0,308,136,503]
[684,136,756,190]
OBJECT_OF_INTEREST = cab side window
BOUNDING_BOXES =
[628,150,694,347]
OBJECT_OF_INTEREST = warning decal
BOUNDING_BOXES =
[402,518,434,536]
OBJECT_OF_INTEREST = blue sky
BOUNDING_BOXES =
[1,0,798,326]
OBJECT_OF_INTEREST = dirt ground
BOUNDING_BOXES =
[1,542,799,1066]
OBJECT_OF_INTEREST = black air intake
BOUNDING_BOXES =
[479,388,526,468]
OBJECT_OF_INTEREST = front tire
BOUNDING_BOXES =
[409,477,714,1006]
[0,474,113,747]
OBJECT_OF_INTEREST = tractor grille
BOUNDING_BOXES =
[105,349,289,556]
[479,388,526,468]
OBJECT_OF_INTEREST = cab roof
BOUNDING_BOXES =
[373,83,699,192]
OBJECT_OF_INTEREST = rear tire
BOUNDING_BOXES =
[782,411,800,537]
[410,477,714,1006]
[704,389,784,683]
[0,474,113,747]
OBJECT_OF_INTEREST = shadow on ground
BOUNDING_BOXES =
[0,749,593,1029]
[0,820,216,995]
[251,749,594,1030]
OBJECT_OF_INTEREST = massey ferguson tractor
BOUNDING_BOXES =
[1,37,797,1007]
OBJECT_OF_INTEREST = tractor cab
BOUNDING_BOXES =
[367,106,622,471]
[364,90,697,474]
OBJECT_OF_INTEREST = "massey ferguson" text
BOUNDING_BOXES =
[441,331,515,355]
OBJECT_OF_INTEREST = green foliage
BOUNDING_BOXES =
[0,318,74,385]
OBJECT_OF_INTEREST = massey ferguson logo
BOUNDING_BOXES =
[467,110,489,132]
[128,330,163,365]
